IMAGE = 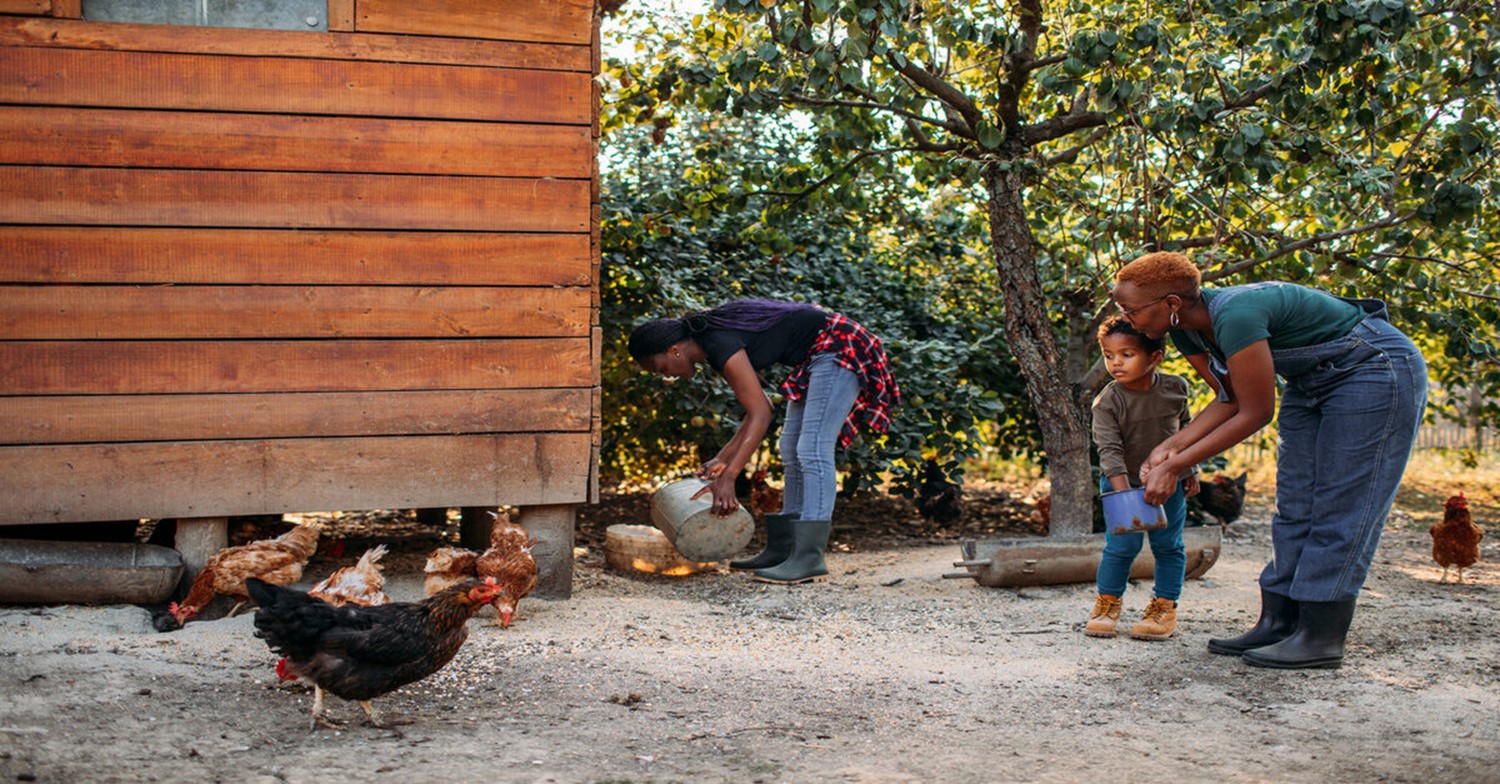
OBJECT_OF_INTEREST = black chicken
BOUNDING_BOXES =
[247,576,503,730]
[1195,472,1248,524]
[918,459,963,529]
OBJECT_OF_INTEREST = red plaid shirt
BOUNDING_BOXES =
[780,313,900,448]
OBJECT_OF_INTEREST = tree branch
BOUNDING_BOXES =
[1023,52,1068,72]
[1043,126,1110,166]
[781,91,970,138]
[745,146,931,203]
[996,0,1044,137]
[1199,212,1418,277]
[887,57,985,135]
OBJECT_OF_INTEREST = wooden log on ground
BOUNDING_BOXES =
[944,526,1222,587]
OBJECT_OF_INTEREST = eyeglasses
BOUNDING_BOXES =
[1114,294,1167,319]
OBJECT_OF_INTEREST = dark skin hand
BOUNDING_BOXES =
[637,341,773,517]
[1139,344,1275,504]
[691,349,773,516]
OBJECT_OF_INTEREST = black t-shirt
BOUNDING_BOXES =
[699,306,829,373]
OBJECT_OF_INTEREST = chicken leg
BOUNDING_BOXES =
[308,686,343,731]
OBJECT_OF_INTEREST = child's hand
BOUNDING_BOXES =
[1184,474,1201,498]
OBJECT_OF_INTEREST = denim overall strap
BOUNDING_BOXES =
[1247,293,1428,601]
[1193,283,1282,402]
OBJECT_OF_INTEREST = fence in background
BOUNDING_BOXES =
[1227,418,1490,465]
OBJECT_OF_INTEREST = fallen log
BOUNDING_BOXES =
[943,525,1222,587]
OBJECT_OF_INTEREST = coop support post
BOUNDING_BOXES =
[516,504,575,600]
[173,516,227,586]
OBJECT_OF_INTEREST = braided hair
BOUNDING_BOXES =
[628,299,814,361]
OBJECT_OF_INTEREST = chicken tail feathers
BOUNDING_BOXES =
[246,577,342,659]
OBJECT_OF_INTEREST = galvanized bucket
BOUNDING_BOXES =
[649,478,754,561]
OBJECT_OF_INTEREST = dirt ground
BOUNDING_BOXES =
[1,495,1497,784]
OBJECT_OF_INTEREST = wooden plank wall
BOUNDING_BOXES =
[0,1,600,523]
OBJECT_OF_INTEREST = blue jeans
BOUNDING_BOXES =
[1097,475,1187,601]
[778,352,861,522]
[1263,317,1427,602]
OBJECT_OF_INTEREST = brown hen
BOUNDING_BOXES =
[748,465,784,520]
[308,544,391,607]
[1431,493,1483,584]
[423,546,478,597]
[168,522,322,627]
[475,513,538,628]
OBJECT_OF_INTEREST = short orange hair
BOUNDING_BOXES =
[1116,251,1201,298]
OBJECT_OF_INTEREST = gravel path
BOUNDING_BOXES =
[1,515,1496,783]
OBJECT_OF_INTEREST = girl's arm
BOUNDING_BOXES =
[1141,342,1277,504]
[691,350,774,516]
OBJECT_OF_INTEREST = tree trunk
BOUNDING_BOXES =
[984,163,1093,537]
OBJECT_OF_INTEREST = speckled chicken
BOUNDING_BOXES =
[308,544,391,608]
[166,522,322,628]
[475,513,537,628]
[1431,493,1483,584]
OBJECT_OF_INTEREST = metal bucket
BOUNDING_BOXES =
[1100,487,1168,535]
[649,478,754,561]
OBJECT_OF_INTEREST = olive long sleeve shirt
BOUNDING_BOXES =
[1091,372,1196,485]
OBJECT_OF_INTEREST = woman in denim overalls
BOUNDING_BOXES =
[1113,252,1427,669]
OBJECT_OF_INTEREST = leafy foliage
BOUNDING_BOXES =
[599,118,1025,494]
[602,0,1499,532]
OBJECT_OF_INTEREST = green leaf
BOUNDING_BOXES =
[977,122,1004,148]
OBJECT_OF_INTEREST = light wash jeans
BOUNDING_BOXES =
[778,352,861,522]
[1096,475,1187,601]
[1263,316,1427,602]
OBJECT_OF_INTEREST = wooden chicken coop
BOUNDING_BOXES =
[0,0,602,598]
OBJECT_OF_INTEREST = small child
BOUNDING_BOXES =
[1086,316,1200,640]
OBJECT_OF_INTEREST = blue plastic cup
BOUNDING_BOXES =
[1100,487,1168,535]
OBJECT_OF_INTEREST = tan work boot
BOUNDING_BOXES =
[1130,597,1178,641]
[1085,594,1123,637]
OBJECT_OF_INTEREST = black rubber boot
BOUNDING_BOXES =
[752,520,830,584]
[1207,589,1299,656]
[1242,599,1358,670]
[729,514,796,571]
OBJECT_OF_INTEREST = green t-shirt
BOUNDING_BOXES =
[1169,282,1366,360]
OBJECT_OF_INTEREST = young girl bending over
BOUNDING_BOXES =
[629,299,899,585]
[1087,316,1200,640]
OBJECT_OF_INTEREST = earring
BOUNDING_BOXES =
[1169,310,1179,328]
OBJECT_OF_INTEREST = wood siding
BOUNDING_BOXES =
[0,3,599,524]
